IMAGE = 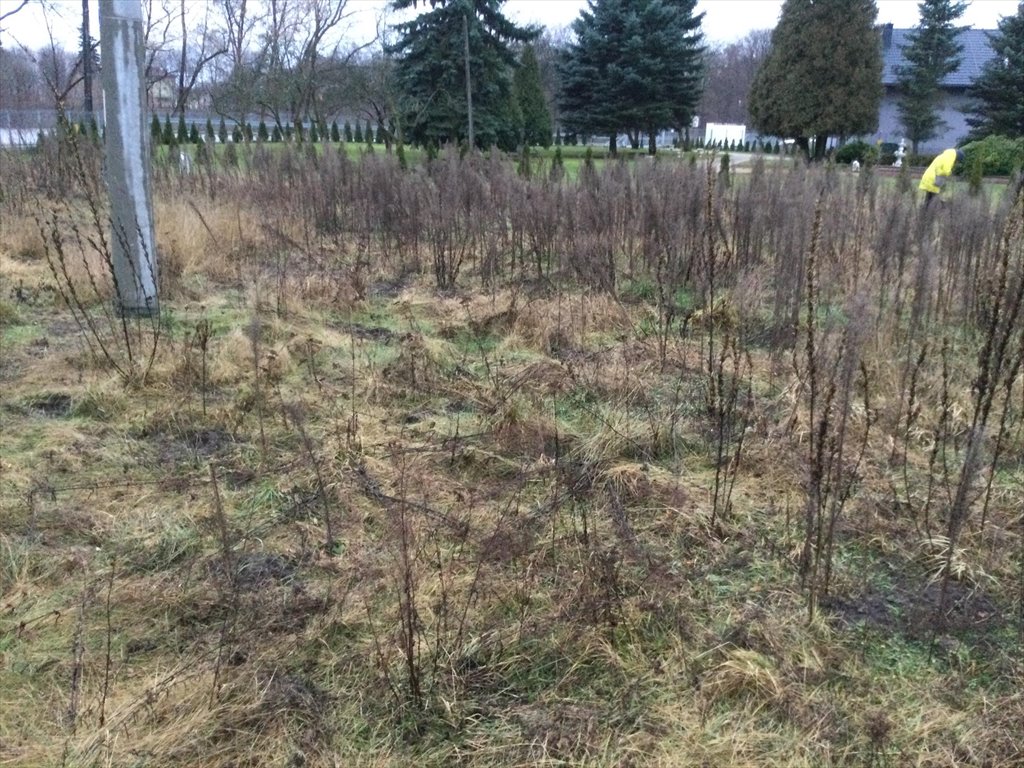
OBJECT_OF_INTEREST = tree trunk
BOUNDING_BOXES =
[814,133,828,161]
[82,0,92,113]
[177,0,187,118]
[797,136,811,161]
[609,134,616,156]
[463,12,474,149]
[647,127,656,155]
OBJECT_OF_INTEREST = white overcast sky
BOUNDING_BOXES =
[0,0,1019,52]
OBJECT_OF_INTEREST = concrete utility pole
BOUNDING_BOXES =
[99,0,159,316]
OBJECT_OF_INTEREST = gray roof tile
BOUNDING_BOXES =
[881,26,997,87]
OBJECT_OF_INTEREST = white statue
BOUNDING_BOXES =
[894,138,906,168]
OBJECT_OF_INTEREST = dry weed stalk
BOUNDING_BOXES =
[32,112,162,386]
[938,186,1024,624]
[798,189,874,620]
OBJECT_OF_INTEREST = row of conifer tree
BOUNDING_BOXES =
[149,115,389,146]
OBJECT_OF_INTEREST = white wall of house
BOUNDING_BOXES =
[877,89,975,154]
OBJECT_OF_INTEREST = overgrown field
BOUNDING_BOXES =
[1,139,1022,767]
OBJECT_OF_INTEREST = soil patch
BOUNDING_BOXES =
[25,392,73,418]
[150,426,234,466]
[822,576,1008,650]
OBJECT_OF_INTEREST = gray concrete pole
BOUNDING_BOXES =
[99,0,158,316]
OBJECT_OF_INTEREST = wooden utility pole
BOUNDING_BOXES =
[99,0,159,316]
[463,11,474,149]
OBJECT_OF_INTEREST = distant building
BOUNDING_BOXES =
[146,66,176,113]
[878,23,997,153]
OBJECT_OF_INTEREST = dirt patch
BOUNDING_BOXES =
[512,702,603,763]
[151,426,234,466]
[207,552,297,591]
[329,320,396,343]
[24,392,73,418]
[822,576,1008,648]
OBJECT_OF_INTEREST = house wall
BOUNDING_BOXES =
[877,88,976,155]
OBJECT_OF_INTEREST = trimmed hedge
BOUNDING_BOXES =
[959,135,1024,177]
[835,140,879,165]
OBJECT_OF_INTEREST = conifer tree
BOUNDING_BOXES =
[189,123,200,144]
[151,113,161,144]
[514,44,552,147]
[354,121,364,143]
[749,0,882,160]
[560,0,704,155]
[331,121,341,142]
[897,0,967,154]
[258,120,269,141]
[272,125,283,142]
[163,115,175,146]
[218,116,228,144]
[966,3,1024,139]
[387,0,538,149]
[344,120,353,142]
[177,114,188,144]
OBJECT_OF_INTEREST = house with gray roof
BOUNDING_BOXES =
[877,23,997,153]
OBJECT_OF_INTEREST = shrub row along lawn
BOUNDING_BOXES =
[1,140,1022,766]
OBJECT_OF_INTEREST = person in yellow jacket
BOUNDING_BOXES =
[919,148,965,207]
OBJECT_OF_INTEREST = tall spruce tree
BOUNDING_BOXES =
[749,0,882,160]
[560,0,628,153]
[966,3,1024,139]
[387,0,538,150]
[560,0,704,156]
[896,0,967,154]
[514,44,553,147]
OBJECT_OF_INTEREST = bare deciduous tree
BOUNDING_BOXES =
[143,0,176,104]
[0,0,31,51]
[175,0,227,116]
[697,29,771,126]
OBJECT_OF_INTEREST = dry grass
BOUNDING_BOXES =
[1,151,1022,767]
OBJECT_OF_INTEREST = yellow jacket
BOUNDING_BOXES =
[919,148,958,194]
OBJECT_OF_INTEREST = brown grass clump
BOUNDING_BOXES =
[511,293,632,353]
[0,214,47,263]
[154,198,264,288]
[206,324,294,387]
[488,395,565,458]
[703,648,784,704]
[380,332,452,396]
